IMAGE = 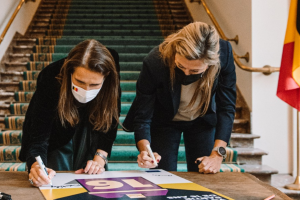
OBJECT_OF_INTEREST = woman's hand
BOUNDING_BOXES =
[137,151,161,168]
[196,154,223,174]
[75,160,105,175]
[29,161,56,187]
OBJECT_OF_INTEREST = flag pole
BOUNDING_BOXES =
[285,110,300,190]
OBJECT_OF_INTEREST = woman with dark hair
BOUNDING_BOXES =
[123,22,236,174]
[19,39,120,187]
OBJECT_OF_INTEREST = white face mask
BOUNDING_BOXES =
[71,81,102,103]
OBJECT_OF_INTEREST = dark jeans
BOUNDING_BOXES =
[150,118,215,172]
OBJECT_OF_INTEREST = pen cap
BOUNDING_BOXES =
[0,194,12,200]
[35,156,45,166]
[35,155,49,176]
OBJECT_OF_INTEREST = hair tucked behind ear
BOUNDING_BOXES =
[159,22,220,116]
[56,39,119,132]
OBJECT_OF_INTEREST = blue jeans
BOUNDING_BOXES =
[150,118,215,172]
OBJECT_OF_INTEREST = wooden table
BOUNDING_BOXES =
[0,171,292,200]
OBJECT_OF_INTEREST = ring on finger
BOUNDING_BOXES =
[140,162,144,166]
[29,178,34,185]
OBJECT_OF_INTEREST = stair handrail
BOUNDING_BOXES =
[0,0,35,45]
[190,0,280,75]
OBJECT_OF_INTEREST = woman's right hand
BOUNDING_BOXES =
[29,161,56,187]
[137,151,161,168]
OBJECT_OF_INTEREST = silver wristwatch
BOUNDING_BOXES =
[95,152,108,165]
[212,146,227,159]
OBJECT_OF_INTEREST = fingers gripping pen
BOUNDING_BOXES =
[35,155,53,186]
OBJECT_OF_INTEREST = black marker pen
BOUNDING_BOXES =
[0,194,12,200]
[0,193,10,198]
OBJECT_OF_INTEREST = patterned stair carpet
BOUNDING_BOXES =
[0,0,243,173]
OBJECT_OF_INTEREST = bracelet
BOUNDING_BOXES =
[95,152,108,165]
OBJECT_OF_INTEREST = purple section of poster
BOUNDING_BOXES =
[90,189,168,198]
[76,177,168,198]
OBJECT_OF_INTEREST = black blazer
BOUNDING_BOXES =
[123,39,236,145]
[19,48,121,171]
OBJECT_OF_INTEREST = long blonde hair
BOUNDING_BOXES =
[56,39,119,132]
[159,22,220,116]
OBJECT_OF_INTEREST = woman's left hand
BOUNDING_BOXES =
[75,160,105,175]
[195,154,223,174]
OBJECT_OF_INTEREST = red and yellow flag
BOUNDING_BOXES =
[277,0,300,111]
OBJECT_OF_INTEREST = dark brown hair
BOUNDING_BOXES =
[56,39,119,132]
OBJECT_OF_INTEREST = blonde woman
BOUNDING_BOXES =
[123,22,236,173]
[19,39,120,187]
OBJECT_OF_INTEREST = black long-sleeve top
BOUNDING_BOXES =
[123,39,236,145]
[19,48,121,172]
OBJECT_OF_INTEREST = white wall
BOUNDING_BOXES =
[185,0,292,173]
[0,0,41,61]
[251,0,292,174]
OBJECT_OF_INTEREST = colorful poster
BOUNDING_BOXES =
[39,170,233,200]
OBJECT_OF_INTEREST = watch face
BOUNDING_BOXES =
[218,147,226,155]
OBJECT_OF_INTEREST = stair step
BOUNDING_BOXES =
[33,18,161,25]
[15,36,164,46]
[43,1,155,5]
[38,3,183,9]
[233,119,249,133]
[0,162,26,171]
[0,146,21,162]
[0,92,15,102]
[230,133,260,148]
[14,91,33,102]
[34,14,188,21]
[234,148,268,165]
[36,9,186,15]
[16,80,137,92]
[37,13,160,19]
[7,102,132,115]
[0,82,19,92]
[31,29,164,37]
[0,131,22,145]
[0,72,23,82]
[0,104,10,115]
[0,71,140,82]
[241,165,278,184]
[13,44,155,54]
[11,91,136,103]
[5,61,143,72]
[9,53,148,62]
[30,24,168,31]
[242,164,278,175]
[42,0,183,5]
[234,106,242,118]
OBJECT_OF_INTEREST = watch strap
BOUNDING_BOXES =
[212,147,227,159]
